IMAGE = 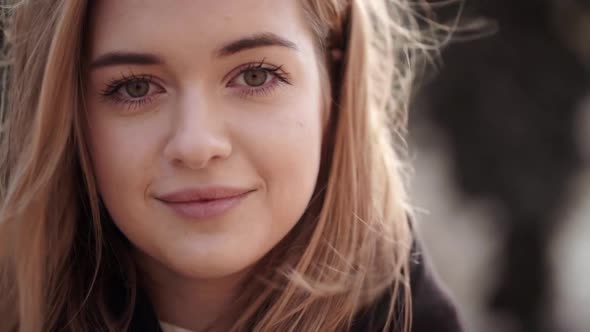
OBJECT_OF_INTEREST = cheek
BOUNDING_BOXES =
[270,118,321,206]
[240,97,324,230]
[85,111,162,224]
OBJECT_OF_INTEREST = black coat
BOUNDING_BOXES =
[126,239,464,332]
[351,239,464,332]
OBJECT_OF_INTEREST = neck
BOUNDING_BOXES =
[134,251,250,332]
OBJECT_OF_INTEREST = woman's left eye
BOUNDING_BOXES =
[227,62,291,97]
[238,69,271,87]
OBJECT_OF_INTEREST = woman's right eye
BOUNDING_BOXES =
[101,75,166,110]
[124,79,151,98]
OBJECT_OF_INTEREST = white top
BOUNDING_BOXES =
[160,321,196,332]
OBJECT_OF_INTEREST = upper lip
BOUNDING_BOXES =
[156,186,254,203]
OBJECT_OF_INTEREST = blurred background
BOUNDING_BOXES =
[409,1,590,331]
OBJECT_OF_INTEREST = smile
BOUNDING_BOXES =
[156,187,255,220]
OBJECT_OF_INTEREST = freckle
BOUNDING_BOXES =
[297,120,304,128]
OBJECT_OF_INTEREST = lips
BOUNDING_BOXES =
[156,187,254,219]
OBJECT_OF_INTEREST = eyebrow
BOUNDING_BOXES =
[89,52,163,69]
[215,32,298,57]
[89,32,298,70]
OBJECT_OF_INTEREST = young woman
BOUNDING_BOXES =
[0,0,463,331]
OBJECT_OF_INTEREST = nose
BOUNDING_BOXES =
[163,92,232,170]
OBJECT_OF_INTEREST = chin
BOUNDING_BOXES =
[160,245,263,280]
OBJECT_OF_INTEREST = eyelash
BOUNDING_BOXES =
[99,60,292,111]
[226,60,292,98]
[100,73,164,111]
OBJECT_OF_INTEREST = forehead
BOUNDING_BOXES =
[87,0,313,57]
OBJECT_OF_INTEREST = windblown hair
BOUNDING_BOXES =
[0,0,433,331]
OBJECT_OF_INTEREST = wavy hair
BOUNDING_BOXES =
[0,0,432,331]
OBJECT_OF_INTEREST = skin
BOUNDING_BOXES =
[84,0,325,330]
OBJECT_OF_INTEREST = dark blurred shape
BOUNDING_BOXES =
[415,0,589,331]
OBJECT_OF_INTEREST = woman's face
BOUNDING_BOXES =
[85,0,324,280]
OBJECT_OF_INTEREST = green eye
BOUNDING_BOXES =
[243,69,268,87]
[125,80,150,98]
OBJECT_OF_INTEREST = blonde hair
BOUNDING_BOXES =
[0,0,431,331]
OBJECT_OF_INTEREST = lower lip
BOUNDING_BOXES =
[159,191,252,220]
